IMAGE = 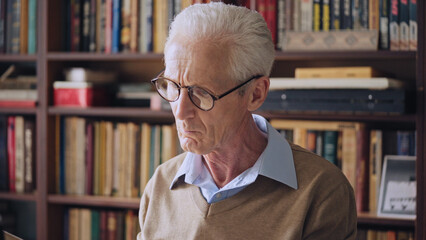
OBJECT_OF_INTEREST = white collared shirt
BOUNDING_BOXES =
[170,114,298,203]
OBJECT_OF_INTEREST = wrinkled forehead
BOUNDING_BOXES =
[164,40,231,86]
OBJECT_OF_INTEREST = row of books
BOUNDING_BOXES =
[0,115,35,193]
[357,228,414,240]
[63,0,197,53]
[55,117,181,197]
[0,0,37,54]
[244,0,417,51]
[271,119,416,213]
[65,208,139,240]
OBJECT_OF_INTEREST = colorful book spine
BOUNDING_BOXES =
[379,0,390,49]
[70,0,81,52]
[81,0,90,51]
[323,131,338,165]
[88,0,96,52]
[341,0,352,29]
[105,0,112,53]
[330,0,340,29]
[352,0,362,30]
[7,116,16,192]
[300,0,313,32]
[313,0,322,31]
[20,0,28,53]
[120,0,131,52]
[322,0,330,31]
[408,0,417,50]
[111,0,121,53]
[10,0,21,54]
[129,0,138,52]
[24,119,35,192]
[360,0,368,29]
[0,116,8,191]
[27,0,36,54]
[276,0,285,50]
[284,0,294,31]
[0,0,5,53]
[399,0,409,50]
[389,0,399,50]
[369,0,380,30]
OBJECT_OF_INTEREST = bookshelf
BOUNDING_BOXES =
[0,0,424,239]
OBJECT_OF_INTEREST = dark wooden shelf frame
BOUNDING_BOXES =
[0,192,37,202]
[0,107,38,114]
[357,212,415,228]
[0,54,38,62]
[48,195,140,209]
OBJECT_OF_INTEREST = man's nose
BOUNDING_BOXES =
[173,89,196,120]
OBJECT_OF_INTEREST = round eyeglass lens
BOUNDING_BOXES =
[190,87,214,110]
[156,78,179,101]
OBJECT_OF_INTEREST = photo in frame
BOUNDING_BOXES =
[377,155,416,219]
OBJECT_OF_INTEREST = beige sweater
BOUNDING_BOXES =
[138,144,357,240]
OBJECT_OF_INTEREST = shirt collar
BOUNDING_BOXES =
[170,114,298,190]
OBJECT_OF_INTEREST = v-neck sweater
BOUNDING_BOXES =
[138,143,357,240]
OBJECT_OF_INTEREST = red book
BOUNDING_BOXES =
[53,82,109,107]
[0,100,36,107]
[24,119,35,193]
[7,116,16,192]
[266,0,277,45]
[256,0,267,23]
[356,128,370,212]
[100,210,108,240]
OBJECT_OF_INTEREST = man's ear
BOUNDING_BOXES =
[247,76,269,112]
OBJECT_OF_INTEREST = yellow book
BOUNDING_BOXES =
[118,123,128,197]
[99,122,106,196]
[369,130,382,214]
[75,117,86,195]
[69,208,80,240]
[140,123,151,193]
[79,208,92,240]
[295,66,382,78]
[126,122,136,198]
[93,122,101,195]
[104,121,114,196]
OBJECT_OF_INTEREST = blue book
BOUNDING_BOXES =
[408,0,417,50]
[112,0,121,53]
[146,0,153,52]
[330,0,341,29]
[323,131,338,165]
[27,0,36,54]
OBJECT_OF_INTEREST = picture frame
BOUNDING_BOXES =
[377,155,416,219]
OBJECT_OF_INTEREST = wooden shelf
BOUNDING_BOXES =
[257,111,417,123]
[0,107,38,115]
[47,52,163,61]
[0,54,37,62]
[357,212,415,228]
[0,192,37,202]
[48,106,174,121]
[48,194,140,209]
[274,50,417,61]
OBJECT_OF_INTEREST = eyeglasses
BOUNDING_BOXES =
[151,71,262,111]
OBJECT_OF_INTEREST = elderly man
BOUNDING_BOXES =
[138,2,357,240]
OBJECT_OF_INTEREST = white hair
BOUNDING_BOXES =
[164,2,275,86]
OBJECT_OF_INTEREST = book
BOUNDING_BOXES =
[0,0,5,53]
[266,0,277,44]
[399,0,409,50]
[341,0,352,29]
[389,0,399,50]
[88,0,96,52]
[20,0,28,53]
[330,0,340,29]
[355,127,369,212]
[269,77,404,90]
[129,0,138,52]
[408,0,417,50]
[111,0,121,53]
[10,0,21,54]
[81,0,90,51]
[27,0,36,53]
[313,0,322,31]
[322,0,330,31]
[295,66,382,78]
[276,0,285,50]
[120,0,131,52]
[0,116,8,191]
[300,0,313,31]
[139,0,153,53]
[24,119,35,192]
[7,116,16,192]
[379,0,390,49]
[105,0,112,53]
[323,131,338,165]
[369,0,380,30]
[140,123,151,191]
[70,0,82,52]
[85,122,94,195]
[153,0,168,53]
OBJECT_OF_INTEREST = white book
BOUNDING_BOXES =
[269,77,405,90]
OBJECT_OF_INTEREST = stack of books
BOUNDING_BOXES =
[261,66,411,115]
[0,65,37,107]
